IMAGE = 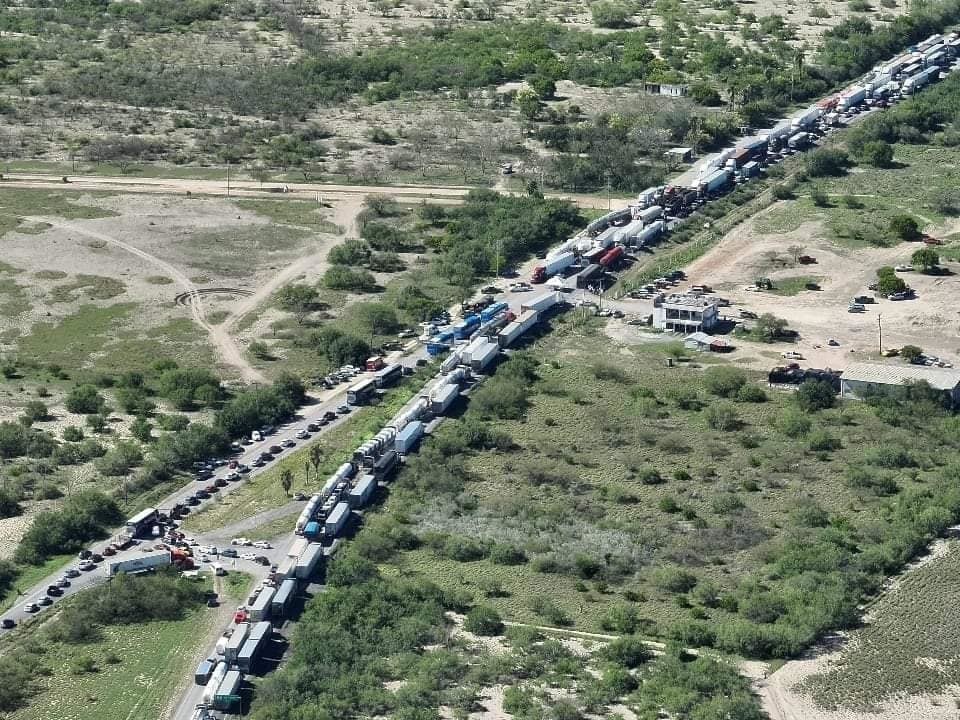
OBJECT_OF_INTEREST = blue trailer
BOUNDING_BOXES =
[480,302,508,322]
[426,342,450,357]
[304,521,321,539]
[453,315,480,340]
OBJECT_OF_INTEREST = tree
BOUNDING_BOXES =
[309,444,323,480]
[21,401,49,425]
[464,605,503,635]
[702,367,747,398]
[753,314,789,343]
[876,266,907,296]
[65,385,106,415]
[900,344,924,363]
[355,303,399,336]
[515,89,541,121]
[276,283,319,324]
[859,140,894,168]
[795,380,836,412]
[805,148,848,177]
[130,417,152,443]
[911,247,940,273]
[280,468,293,497]
[591,1,631,27]
[704,402,740,431]
[889,215,921,241]
[528,75,556,100]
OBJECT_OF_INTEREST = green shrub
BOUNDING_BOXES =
[464,605,503,635]
[600,635,651,667]
[65,385,106,414]
[702,367,747,398]
[655,567,698,593]
[736,384,767,403]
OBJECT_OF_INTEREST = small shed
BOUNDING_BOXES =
[666,147,694,163]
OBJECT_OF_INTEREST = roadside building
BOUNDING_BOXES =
[839,361,960,405]
[666,147,694,164]
[653,294,719,334]
[684,332,731,352]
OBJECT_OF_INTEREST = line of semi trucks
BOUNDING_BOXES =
[521,31,960,292]
[191,290,566,719]
[190,33,959,717]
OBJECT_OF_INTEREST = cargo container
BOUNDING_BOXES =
[903,66,939,93]
[276,555,297,582]
[347,378,376,405]
[373,363,402,388]
[348,473,378,507]
[636,205,663,224]
[531,251,575,283]
[739,161,760,178]
[697,168,730,195]
[195,659,218,685]
[395,421,425,455]
[498,309,539,347]
[582,247,606,264]
[287,537,308,559]
[480,302,508,322]
[598,246,624,269]
[727,148,752,168]
[521,292,560,315]
[296,542,324,581]
[634,221,665,248]
[202,662,228,705]
[470,341,500,373]
[237,621,272,674]
[431,382,460,415]
[213,670,242,713]
[787,132,809,150]
[574,263,604,289]
[838,85,867,110]
[249,586,275,623]
[324,503,351,539]
[109,551,171,576]
[224,623,250,664]
[459,335,490,366]
[591,224,620,249]
[271,577,297,619]
[790,105,822,129]
[373,449,398,478]
[303,521,321,539]
[452,314,480,340]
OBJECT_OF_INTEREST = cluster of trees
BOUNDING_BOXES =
[14,490,121,565]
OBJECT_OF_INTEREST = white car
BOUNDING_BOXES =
[252,541,271,550]
[241,552,258,561]
[231,537,252,546]
[894,264,914,272]
[781,351,803,360]
[295,429,309,439]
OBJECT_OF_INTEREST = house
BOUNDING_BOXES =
[645,83,689,98]
[653,294,719,334]
[684,332,731,352]
[666,147,694,163]
[839,361,960,406]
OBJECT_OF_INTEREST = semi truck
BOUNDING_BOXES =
[224,623,250,664]
[902,66,939,93]
[531,251,575,283]
[213,670,242,713]
[324,503,351,539]
[296,542,324,580]
[480,302,508,322]
[453,314,481,340]
[574,263,604,289]
[787,132,809,150]
[249,586,275,623]
[838,85,867,110]
[237,621,272,674]
[348,473,377,507]
[634,220,665,247]
[430,382,460,415]
[271,577,297,619]
[696,168,730,195]
[498,309,538,347]
[521,292,560,315]
[598,246,624,269]
[470,341,499,373]
[635,205,663,225]
[202,662,228,706]
[394,421,425,455]
[109,551,171,576]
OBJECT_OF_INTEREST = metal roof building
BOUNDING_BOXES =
[840,361,960,404]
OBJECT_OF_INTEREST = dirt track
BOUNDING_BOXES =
[3,173,632,210]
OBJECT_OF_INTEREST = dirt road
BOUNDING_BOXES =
[35,216,267,383]
[3,172,631,210]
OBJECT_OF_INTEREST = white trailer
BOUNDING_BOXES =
[249,586,275,622]
[634,220,665,247]
[202,662,228,706]
[636,205,663,225]
[637,186,661,207]
[224,623,250,664]
[287,537,308,559]
[546,237,579,260]
[395,421,425,454]
[791,105,822,128]
[838,85,867,110]
[324,503,351,538]
[430,382,460,415]
[295,542,324,579]
[348,474,377,508]
[470,341,500,372]
[592,225,619,249]
[498,309,539,347]
[521,291,561,315]
[276,555,297,581]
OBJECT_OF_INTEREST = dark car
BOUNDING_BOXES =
[268,445,283,454]
[90,553,103,563]
[220,548,238,558]
[46,585,63,597]
[255,556,270,566]
[306,423,320,432]
[38,596,53,606]
[78,549,92,560]
[206,597,219,608]
[185,496,200,506]
[102,546,116,556]
[1,619,15,629]
[214,478,228,488]
[323,411,337,421]
[195,490,210,499]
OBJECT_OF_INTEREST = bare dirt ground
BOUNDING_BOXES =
[672,204,960,369]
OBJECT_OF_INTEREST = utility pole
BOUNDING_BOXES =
[878,313,882,354]
[226,161,230,197]
[494,237,501,278]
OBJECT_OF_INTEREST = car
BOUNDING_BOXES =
[23,603,39,613]
[216,477,229,488]
[251,457,265,468]
[206,597,219,608]
[102,546,116,556]
[199,554,210,563]
[293,492,307,501]
[337,405,351,415]
[827,338,840,346]
[1,618,15,629]
[231,537,252,546]
[781,351,803,360]
[65,568,80,578]
[255,556,271,566]
[230,441,242,452]
[416,358,428,367]
[185,496,200,506]
[228,459,239,469]
[234,608,249,624]
[78,549,92,560]
[237,464,250,474]
[252,540,272,550]
[282,438,296,448]
[889,292,908,301]
[56,576,71,587]
[397,329,417,339]
[241,552,258,561]
[323,411,337,421]
[224,472,238,481]
[306,422,320,432]
[481,285,503,294]
[295,429,309,439]
[90,553,103,563]
[205,484,220,494]
[195,490,210,499]
[894,264,914,272]
[46,585,62,597]
[220,548,238,558]
[269,444,283,454]
[251,431,263,442]
[38,596,53,606]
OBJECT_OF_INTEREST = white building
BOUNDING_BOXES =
[653,294,719,334]
[840,361,960,405]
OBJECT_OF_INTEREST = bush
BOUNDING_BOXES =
[779,409,811,437]
[808,429,841,452]
[890,214,921,241]
[21,401,49,424]
[0,489,21,519]
[858,140,894,167]
[655,567,698,593]
[805,148,849,177]
[600,635,651,667]
[489,543,527,565]
[736,384,767,403]
[65,385,106,414]
[704,401,740,431]
[14,490,122,564]
[591,1,631,28]
[62,426,84,442]
[659,496,681,513]
[795,379,836,412]
[323,265,377,292]
[702,367,747,398]
[94,441,144,476]
[464,605,503,635]
[638,466,664,485]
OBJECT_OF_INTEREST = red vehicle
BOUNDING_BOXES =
[598,246,624,268]
[365,356,385,371]
[234,608,249,624]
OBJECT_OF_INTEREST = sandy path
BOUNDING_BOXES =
[3,173,631,210]
[35,216,266,383]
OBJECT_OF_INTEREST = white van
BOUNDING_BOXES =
[213,563,226,576]
[251,430,262,442]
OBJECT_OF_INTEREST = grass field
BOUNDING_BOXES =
[233,198,341,234]
[372,311,959,647]
[769,275,824,296]
[3,582,219,720]
[0,555,74,614]
[803,540,960,710]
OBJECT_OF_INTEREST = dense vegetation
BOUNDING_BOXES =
[14,490,122,565]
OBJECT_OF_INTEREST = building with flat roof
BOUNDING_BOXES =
[840,361,960,405]
[653,294,719,334]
